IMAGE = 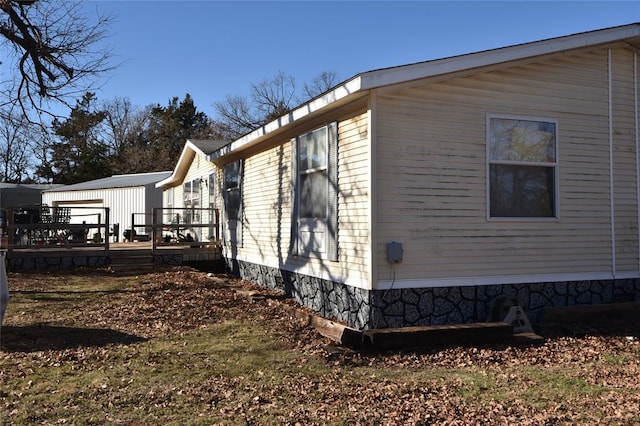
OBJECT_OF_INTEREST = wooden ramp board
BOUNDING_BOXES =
[285,303,516,349]
[362,322,514,350]
[285,305,363,348]
[274,302,527,350]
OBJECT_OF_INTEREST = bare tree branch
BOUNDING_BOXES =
[301,70,340,100]
[0,103,38,182]
[213,70,341,139]
[0,0,114,121]
[251,70,296,120]
[213,94,262,138]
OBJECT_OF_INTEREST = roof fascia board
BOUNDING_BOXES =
[359,24,640,90]
[156,139,202,188]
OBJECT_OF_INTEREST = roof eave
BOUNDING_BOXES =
[357,23,640,89]
[207,76,364,163]
[156,140,205,188]
[208,23,640,162]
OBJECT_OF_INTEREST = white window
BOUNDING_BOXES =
[292,122,338,261]
[183,178,201,225]
[165,187,174,208]
[208,173,216,208]
[223,160,242,245]
[487,116,558,218]
[164,187,174,224]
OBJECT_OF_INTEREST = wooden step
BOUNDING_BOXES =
[109,262,155,276]
[109,250,155,275]
[282,301,520,349]
[362,322,514,350]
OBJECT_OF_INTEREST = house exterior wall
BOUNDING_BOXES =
[160,150,219,243]
[224,110,371,290]
[167,152,217,210]
[612,48,640,274]
[375,46,639,289]
[224,44,640,330]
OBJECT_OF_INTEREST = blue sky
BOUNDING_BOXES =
[85,1,639,118]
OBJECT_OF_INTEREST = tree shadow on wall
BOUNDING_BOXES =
[0,324,147,352]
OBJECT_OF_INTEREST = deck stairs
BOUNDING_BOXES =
[109,249,155,276]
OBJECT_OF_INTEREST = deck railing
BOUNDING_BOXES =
[2,205,111,255]
[150,207,220,254]
[1,205,220,258]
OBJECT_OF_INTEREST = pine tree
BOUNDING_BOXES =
[36,92,110,184]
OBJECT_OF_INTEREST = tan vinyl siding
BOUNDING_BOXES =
[234,111,371,288]
[376,47,636,283]
[241,145,291,259]
[612,48,639,272]
[179,152,217,208]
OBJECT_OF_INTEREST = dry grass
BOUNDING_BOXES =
[1,267,639,425]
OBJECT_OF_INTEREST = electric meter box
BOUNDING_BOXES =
[386,241,403,264]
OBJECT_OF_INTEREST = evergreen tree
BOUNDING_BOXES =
[144,94,211,171]
[36,92,110,184]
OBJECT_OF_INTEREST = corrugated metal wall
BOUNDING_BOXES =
[42,186,157,237]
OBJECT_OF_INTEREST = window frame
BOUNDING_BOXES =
[183,178,201,224]
[486,114,560,221]
[292,122,338,261]
[222,159,243,246]
[164,186,174,224]
[223,160,242,221]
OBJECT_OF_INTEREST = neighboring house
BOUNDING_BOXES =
[195,24,640,330]
[156,139,228,242]
[42,171,171,241]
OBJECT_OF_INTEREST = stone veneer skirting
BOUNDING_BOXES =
[226,258,640,330]
[8,254,108,270]
[7,249,221,271]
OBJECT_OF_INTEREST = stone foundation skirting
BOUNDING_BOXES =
[226,258,640,330]
[8,254,108,270]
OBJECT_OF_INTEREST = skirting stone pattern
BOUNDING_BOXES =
[8,255,108,270]
[227,258,640,330]
[153,253,182,265]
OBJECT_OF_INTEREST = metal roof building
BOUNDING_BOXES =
[42,171,171,241]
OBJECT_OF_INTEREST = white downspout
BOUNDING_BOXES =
[368,90,378,291]
[608,48,616,278]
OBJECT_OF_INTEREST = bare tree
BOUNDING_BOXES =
[251,70,297,121]
[214,71,297,138]
[214,70,340,139]
[102,97,148,155]
[0,105,36,182]
[301,70,340,100]
[0,0,114,120]
[213,94,261,138]
[101,97,153,174]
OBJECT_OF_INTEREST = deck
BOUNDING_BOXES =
[4,241,224,272]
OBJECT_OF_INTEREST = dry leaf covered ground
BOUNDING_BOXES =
[1,267,640,425]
